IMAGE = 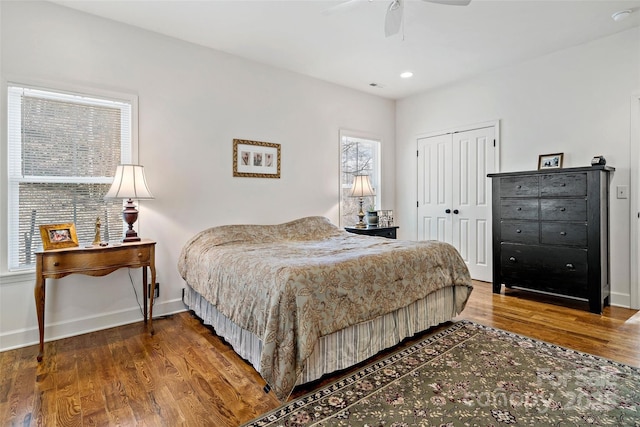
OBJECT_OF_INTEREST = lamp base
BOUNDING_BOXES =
[123,232,141,243]
[122,198,142,242]
[354,197,367,228]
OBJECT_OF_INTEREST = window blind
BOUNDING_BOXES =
[7,85,133,270]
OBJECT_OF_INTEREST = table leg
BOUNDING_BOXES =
[143,267,148,322]
[34,260,45,362]
[148,246,156,335]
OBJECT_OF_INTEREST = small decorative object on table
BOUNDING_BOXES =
[378,210,394,227]
[366,207,379,226]
[93,217,101,245]
[591,155,606,166]
[39,223,79,250]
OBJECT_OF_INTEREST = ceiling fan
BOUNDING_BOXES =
[385,0,471,37]
[325,0,471,38]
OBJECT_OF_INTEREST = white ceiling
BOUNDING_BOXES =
[52,0,640,99]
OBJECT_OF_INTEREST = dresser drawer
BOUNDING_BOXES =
[501,244,588,298]
[500,199,538,220]
[541,222,587,247]
[539,246,588,298]
[540,173,587,196]
[42,245,151,274]
[500,176,538,197]
[500,221,538,244]
[540,199,587,221]
[500,244,541,278]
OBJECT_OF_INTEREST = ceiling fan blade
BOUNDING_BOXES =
[423,0,471,5]
[384,0,403,37]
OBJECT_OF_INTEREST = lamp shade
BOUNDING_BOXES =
[350,175,375,198]
[105,164,154,200]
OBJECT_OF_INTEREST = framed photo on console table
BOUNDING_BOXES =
[233,139,281,178]
[39,223,79,250]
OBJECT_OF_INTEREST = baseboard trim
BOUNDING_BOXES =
[0,298,187,352]
[610,291,631,308]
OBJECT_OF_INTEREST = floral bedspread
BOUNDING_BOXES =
[177,216,472,400]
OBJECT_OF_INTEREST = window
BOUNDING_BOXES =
[339,133,380,227]
[7,85,133,270]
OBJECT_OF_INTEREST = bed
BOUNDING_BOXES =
[177,216,472,401]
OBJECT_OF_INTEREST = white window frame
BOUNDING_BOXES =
[339,130,381,227]
[3,81,138,273]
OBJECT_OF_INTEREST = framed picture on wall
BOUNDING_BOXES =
[233,139,281,178]
[538,153,564,170]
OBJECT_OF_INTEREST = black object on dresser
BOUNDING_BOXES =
[488,165,614,314]
[345,226,399,239]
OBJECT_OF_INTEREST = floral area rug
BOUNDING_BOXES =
[243,321,640,426]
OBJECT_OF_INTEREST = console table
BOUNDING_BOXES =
[34,239,156,361]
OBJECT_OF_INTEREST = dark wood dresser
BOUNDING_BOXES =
[488,165,614,313]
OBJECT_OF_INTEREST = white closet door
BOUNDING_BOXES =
[417,133,452,243]
[451,127,495,282]
[417,126,496,282]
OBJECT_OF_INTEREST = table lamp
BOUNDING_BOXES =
[350,174,375,229]
[105,164,154,242]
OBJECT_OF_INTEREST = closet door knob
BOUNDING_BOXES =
[445,209,451,214]
[453,209,459,215]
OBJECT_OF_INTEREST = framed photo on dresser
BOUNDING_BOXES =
[538,152,563,169]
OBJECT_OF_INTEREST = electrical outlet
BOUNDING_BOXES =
[148,283,160,298]
[617,185,628,199]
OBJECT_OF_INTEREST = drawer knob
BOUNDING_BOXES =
[566,263,575,270]
[561,183,566,187]
[560,231,567,236]
[516,229,521,233]
[138,253,143,257]
[509,256,517,263]
[517,207,522,211]
[560,207,566,212]
[516,185,522,189]
[53,262,60,266]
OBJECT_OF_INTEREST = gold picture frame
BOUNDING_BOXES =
[39,223,79,250]
[538,152,564,170]
[233,138,281,178]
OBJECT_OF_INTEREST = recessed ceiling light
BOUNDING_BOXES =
[400,71,414,79]
[612,10,632,22]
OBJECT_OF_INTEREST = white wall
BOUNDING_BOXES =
[0,1,396,351]
[396,27,640,307]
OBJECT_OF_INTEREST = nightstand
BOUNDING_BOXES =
[34,239,156,361]
[344,226,399,239]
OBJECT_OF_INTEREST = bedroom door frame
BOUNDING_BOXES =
[416,119,500,282]
[630,94,640,310]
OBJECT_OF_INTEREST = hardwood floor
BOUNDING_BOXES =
[1,281,639,426]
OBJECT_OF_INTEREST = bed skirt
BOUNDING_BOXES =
[184,284,471,387]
